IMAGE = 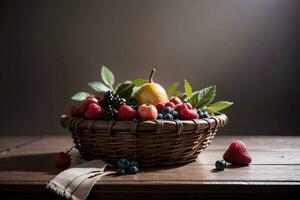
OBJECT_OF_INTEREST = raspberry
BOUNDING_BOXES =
[223,140,252,165]
[170,96,182,105]
[117,105,137,121]
[179,107,199,120]
[165,102,175,108]
[175,103,193,113]
[156,103,165,113]
[55,151,71,169]
[85,103,105,119]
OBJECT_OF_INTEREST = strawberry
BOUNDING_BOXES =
[175,103,193,112]
[170,96,182,105]
[223,140,252,165]
[117,105,137,121]
[77,97,98,117]
[156,103,165,113]
[85,103,105,119]
[54,149,72,169]
[165,101,175,108]
[70,105,81,117]
[179,107,199,120]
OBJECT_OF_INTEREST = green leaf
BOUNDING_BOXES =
[205,101,233,112]
[71,91,90,101]
[101,65,115,88]
[115,83,135,99]
[132,79,148,87]
[88,81,110,92]
[167,82,180,97]
[184,79,192,98]
[188,85,216,108]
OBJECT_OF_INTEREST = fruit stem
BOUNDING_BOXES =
[149,68,156,83]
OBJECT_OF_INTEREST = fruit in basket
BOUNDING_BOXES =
[70,65,234,121]
[223,140,252,165]
[85,103,105,119]
[138,104,158,120]
[117,105,137,121]
[179,104,199,120]
[76,96,99,117]
[170,96,182,105]
[135,69,168,106]
[103,105,118,120]
[165,101,175,109]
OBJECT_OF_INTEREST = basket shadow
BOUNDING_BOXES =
[0,153,61,175]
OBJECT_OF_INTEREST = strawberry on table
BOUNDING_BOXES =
[223,140,252,165]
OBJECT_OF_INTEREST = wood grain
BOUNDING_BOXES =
[0,135,299,199]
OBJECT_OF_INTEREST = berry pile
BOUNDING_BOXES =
[71,90,138,121]
[116,158,139,175]
[70,67,233,121]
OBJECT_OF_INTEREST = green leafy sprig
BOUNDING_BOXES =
[71,65,147,101]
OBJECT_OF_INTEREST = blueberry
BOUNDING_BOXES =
[128,165,139,174]
[130,161,139,167]
[197,109,204,116]
[215,160,227,170]
[157,113,163,119]
[131,105,138,111]
[163,113,174,120]
[161,106,172,114]
[172,110,179,119]
[202,111,211,118]
[116,168,126,175]
[118,158,130,170]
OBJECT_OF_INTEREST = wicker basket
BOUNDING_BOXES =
[60,114,228,167]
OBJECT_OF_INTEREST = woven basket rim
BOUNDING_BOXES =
[60,113,228,133]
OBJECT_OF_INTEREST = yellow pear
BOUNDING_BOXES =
[135,69,168,106]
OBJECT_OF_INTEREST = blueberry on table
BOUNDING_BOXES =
[116,168,126,175]
[128,165,139,174]
[130,161,139,167]
[215,160,227,170]
[118,158,130,170]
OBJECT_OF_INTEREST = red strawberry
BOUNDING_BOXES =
[156,103,165,113]
[175,103,193,112]
[70,105,81,117]
[179,108,199,120]
[165,101,175,108]
[77,97,98,117]
[170,96,182,105]
[55,151,71,169]
[117,105,137,121]
[85,103,105,119]
[223,140,252,165]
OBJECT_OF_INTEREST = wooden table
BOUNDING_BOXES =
[0,135,299,199]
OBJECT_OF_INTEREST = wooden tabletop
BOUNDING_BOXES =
[0,135,300,199]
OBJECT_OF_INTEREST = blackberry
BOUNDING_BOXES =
[112,97,126,109]
[103,105,118,120]
[100,90,114,109]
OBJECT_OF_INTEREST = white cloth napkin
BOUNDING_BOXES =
[46,150,114,200]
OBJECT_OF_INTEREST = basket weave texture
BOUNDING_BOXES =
[60,114,228,167]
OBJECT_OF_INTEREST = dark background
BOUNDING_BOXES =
[1,0,299,135]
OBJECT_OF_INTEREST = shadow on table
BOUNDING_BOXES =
[0,153,61,175]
